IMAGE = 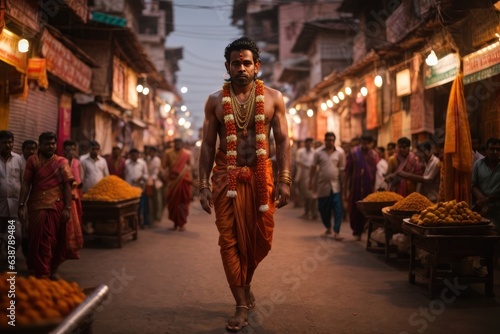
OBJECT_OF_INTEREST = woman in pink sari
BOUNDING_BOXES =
[18,132,75,278]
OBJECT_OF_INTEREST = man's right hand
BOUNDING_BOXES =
[199,189,213,214]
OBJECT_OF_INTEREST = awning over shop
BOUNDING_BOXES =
[278,56,310,82]
[40,29,93,93]
[291,20,353,53]
[66,0,90,23]
[131,118,147,129]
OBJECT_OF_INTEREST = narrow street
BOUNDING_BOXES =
[45,201,500,334]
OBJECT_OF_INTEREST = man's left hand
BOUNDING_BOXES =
[61,208,71,223]
[275,182,290,208]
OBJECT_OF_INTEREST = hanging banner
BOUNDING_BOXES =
[396,69,411,96]
[424,53,460,89]
[365,74,379,130]
[0,29,27,72]
[57,94,72,156]
[463,44,500,84]
[411,54,434,134]
[41,29,92,93]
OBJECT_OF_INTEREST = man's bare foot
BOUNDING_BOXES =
[178,226,186,232]
[245,285,256,308]
[226,306,248,332]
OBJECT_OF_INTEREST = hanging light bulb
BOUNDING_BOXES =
[345,87,352,96]
[307,109,314,117]
[360,87,368,96]
[136,84,144,93]
[321,103,327,111]
[374,75,383,88]
[289,108,297,115]
[18,39,29,53]
[425,50,438,66]
[142,87,150,95]
[338,91,345,100]
[326,100,333,108]
[333,96,340,104]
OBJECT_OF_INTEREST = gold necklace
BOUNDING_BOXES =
[229,82,256,136]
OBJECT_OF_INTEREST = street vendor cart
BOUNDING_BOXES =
[402,219,500,298]
[81,198,140,248]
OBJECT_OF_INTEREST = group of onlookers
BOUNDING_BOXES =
[0,129,194,279]
[290,133,500,240]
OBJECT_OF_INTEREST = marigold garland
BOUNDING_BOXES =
[222,79,269,212]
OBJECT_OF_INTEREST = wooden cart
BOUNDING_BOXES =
[402,219,499,298]
[81,198,140,248]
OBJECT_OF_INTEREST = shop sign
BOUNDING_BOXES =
[91,11,127,27]
[424,53,459,89]
[56,94,72,156]
[396,69,411,96]
[6,0,39,33]
[0,29,27,72]
[463,44,500,84]
[40,29,92,93]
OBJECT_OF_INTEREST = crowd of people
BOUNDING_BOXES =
[0,129,198,280]
[290,133,500,239]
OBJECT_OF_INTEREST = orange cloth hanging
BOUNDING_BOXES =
[439,72,472,203]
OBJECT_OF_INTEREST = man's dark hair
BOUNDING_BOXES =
[129,148,139,154]
[22,140,37,150]
[377,147,385,154]
[305,137,314,143]
[387,142,396,149]
[0,130,14,141]
[39,132,57,143]
[174,138,183,143]
[417,141,432,152]
[397,137,411,147]
[63,139,76,148]
[224,37,261,64]
[360,135,373,143]
[324,132,336,140]
[89,140,100,148]
[485,137,500,149]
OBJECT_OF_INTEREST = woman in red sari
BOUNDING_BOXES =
[162,138,192,231]
[18,132,75,278]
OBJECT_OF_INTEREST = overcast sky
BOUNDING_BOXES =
[167,0,242,133]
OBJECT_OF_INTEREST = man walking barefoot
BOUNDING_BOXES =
[198,37,291,332]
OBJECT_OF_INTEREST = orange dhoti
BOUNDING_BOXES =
[212,151,275,287]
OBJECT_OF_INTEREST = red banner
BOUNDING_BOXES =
[41,29,92,93]
[57,94,72,156]
[365,74,379,130]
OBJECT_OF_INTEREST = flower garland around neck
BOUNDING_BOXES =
[222,79,269,212]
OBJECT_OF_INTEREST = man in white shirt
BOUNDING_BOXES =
[125,149,150,227]
[81,141,109,193]
[146,147,163,222]
[0,131,24,253]
[375,147,388,191]
[309,132,346,240]
[295,138,317,220]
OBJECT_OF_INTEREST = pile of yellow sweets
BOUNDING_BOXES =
[0,274,86,326]
[82,175,142,201]
[362,191,404,202]
[409,200,483,226]
[391,192,433,212]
